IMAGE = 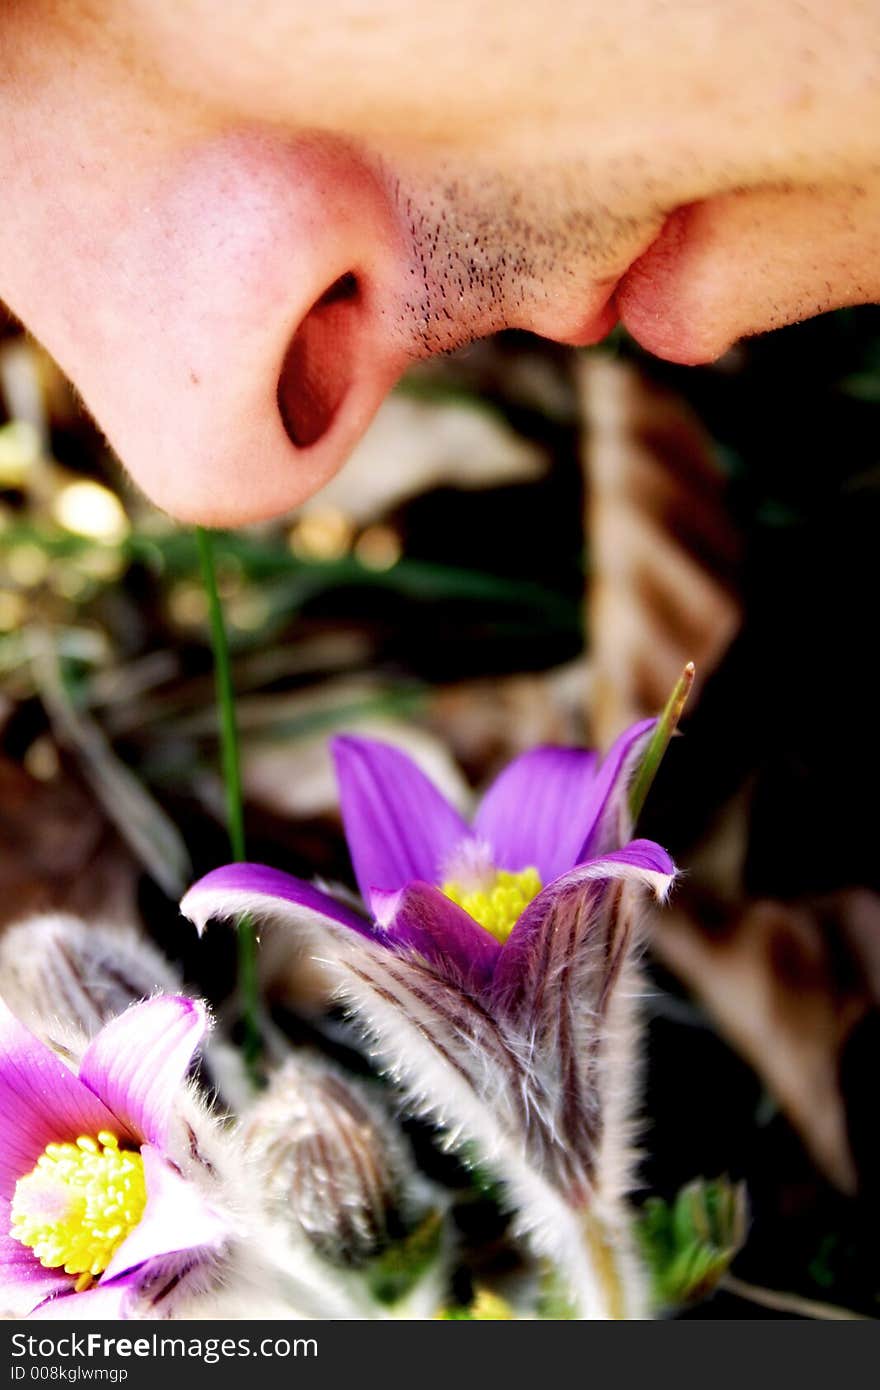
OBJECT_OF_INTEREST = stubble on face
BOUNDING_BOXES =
[379,158,670,358]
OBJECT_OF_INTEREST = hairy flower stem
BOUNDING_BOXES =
[571,1201,648,1319]
[195,526,262,1083]
[582,1212,626,1319]
[628,661,695,827]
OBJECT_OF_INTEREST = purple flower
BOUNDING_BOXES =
[183,720,675,1274]
[0,995,231,1318]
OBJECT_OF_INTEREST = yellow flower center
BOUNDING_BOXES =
[10,1132,146,1292]
[442,866,542,944]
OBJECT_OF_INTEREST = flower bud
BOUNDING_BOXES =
[0,912,182,1038]
[242,1055,411,1267]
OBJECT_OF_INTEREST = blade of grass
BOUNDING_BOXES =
[628,662,695,827]
[196,525,261,1082]
[28,628,191,899]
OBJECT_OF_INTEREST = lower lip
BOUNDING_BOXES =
[613,205,722,365]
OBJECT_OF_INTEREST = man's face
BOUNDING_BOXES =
[3,0,879,522]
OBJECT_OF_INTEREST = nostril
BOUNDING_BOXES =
[314,270,359,308]
[277,272,362,449]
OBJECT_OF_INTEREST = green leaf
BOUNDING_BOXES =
[366,1210,444,1306]
[637,1177,748,1310]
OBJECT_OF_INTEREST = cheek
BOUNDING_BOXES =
[616,180,880,364]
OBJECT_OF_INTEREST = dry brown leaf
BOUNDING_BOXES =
[578,353,742,743]
[303,390,546,525]
[427,664,587,783]
[29,631,191,899]
[0,755,138,931]
[656,883,873,1194]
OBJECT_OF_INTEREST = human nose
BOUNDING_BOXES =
[5,131,411,524]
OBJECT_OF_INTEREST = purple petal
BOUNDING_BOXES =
[320,915,611,1219]
[0,1200,70,1314]
[30,1281,135,1319]
[181,862,374,941]
[101,1145,228,1282]
[473,746,600,883]
[78,997,206,1150]
[0,1001,127,1202]
[492,837,676,1007]
[601,839,677,881]
[372,881,502,986]
[578,717,657,859]
[333,736,471,897]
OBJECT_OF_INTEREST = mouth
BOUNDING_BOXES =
[534,207,725,364]
[608,189,872,368]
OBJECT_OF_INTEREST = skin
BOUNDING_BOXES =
[1,0,879,524]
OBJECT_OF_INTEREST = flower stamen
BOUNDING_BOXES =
[10,1132,146,1287]
[442,866,542,944]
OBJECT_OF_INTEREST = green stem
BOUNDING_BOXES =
[195,526,262,1083]
[721,1274,865,1321]
[628,662,695,828]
